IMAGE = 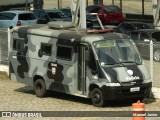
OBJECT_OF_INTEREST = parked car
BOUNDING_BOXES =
[86,5,124,25]
[0,10,37,28]
[33,9,71,24]
[128,29,160,62]
[118,22,154,34]
[60,8,72,18]
[60,7,99,27]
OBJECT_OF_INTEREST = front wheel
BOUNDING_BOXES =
[34,79,47,97]
[154,50,160,62]
[91,88,106,107]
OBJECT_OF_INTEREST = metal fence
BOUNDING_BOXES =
[0,29,8,65]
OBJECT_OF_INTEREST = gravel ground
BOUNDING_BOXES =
[0,73,160,120]
[144,60,160,87]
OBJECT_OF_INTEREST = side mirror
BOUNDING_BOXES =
[144,39,150,42]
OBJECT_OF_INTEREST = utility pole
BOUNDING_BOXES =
[152,0,160,29]
[80,0,86,28]
[57,0,62,9]
[70,0,79,26]
[26,0,28,10]
[70,0,86,29]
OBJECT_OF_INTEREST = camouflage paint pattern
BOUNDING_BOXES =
[9,22,152,99]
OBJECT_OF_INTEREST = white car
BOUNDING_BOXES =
[0,10,37,28]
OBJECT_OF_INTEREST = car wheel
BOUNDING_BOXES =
[91,88,105,107]
[153,50,160,62]
[34,79,47,97]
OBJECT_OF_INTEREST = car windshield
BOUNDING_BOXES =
[93,39,142,66]
[133,23,151,29]
[151,32,160,41]
[61,9,71,15]
[105,6,121,13]
[0,13,16,20]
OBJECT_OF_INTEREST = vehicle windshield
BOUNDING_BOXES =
[0,13,16,20]
[105,6,121,13]
[93,39,142,66]
[47,11,67,19]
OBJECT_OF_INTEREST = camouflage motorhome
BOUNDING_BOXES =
[9,21,152,107]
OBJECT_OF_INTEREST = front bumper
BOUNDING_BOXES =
[101,82,152,100]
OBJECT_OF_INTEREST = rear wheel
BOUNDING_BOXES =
[153,50,160,62]
[91,88,105,107]
[34,79,47,97]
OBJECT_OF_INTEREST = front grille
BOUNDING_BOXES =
[121,80,143,86]
[119,85,148,96]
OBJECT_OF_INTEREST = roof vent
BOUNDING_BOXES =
[87,28,113,33]
[48,21,74,29]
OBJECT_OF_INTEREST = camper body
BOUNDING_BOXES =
[9,22,152,107]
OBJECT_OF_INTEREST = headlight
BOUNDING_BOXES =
[106,83,121,87]
[143,79,152,83]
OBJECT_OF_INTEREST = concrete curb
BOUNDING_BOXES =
[0,65,160,99]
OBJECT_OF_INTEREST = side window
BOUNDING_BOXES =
[33,10,40,18]
[57,45,72,60]
[124,24,135,30]
[86,6,94,12]
[140,33,150,41]
[91,7,100,13]
[18,13,36,20]
[88,48,97,72]
[40,43,52,56]
[40,11,49,20]
[13,39,24,51]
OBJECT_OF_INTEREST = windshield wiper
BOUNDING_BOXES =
[101,62,125,66]
[120,61,138,65]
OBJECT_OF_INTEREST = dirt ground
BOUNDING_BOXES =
[0,73,160,120]
[0,71,9,80]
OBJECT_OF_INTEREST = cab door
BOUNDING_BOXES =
[77,44,88,95]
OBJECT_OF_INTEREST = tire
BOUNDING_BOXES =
[34,79,47,97]
[91,88,105,107]
[153,50,160,62]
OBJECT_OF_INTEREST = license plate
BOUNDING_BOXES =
[130,87,140,92]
